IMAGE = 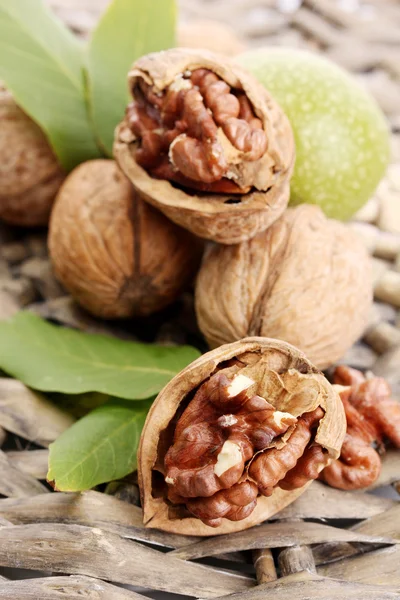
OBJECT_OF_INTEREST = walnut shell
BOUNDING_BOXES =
[177,20,246,56]
[114,48,294,244]
[49,159,202,319]
[195,205,372,369]
[0,84,65,226]
[138,337,346,535]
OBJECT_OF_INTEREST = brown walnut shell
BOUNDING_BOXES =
[114,48,294,244]
[0,84,65,226]
[49,159,202,319]
[138,337,346,536]
[195,205,372,369]
[177,21,246,56]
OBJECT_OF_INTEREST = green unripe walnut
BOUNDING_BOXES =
[237,48,390,220]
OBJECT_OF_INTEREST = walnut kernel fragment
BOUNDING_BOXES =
[320,365,400,490]
[127,68,267,194]
[334,365,400,448]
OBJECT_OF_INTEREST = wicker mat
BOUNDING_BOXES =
[0,1,399,598]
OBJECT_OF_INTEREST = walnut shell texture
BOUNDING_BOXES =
[138,337,346,536]
[114,48,294,244]
[177,21,246,56]
[0,84,65,226]
[49,159,202,319]
[195,205,372,369]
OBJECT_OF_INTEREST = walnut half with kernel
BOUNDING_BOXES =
[138,338,345,535]
[114,48,294,244]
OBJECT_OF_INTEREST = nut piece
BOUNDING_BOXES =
[114,48,294,244]
[0,84,65,226]
[320,386,381,490]
[138,337,345,535]
[334,365,400,448]
[320,365,400,490]
[49,160,202,319]
[195,205,372,369]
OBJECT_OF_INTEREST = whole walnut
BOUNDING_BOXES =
[0,84,65,226]
[49,159,202,319]
[114,48,294,244]
[177,20,246,56]
[138,337,345,535]
[195,205,372,369]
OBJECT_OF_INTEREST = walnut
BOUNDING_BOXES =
[320,386,381,490]
[333,365,400,448]
[177,21,246,56]
[49,160,202,319]
[138,337,345,535]
[320,366,400,490]
[114,48,294,244]
[195,205,372,369]
[321,432,381,490]
[0,84,65,226]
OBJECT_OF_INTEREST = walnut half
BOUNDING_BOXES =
[114,48,294,244]
[138,338,345,535]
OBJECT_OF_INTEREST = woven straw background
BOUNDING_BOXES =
[0,1,399,599]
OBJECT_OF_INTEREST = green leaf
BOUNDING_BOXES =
[0,0,101,170]
[87,0,176,155]
[48,399,151,491]
[49,391,111,418]
[0,312,200,399]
